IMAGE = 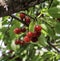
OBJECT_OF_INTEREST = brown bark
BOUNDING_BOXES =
[0,0,46,17]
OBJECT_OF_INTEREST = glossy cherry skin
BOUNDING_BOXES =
[14,28,21,34]
[33,31,41,37]
[24,36,31,43]
[20,13,25,19]
[34,25,42,32]
[15,39,20,45]
[25,16,30,25]
[26,32,33,38]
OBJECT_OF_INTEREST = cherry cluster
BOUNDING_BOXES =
[20,13,31,25]
[24,25,42,43]
[14,25,42,45]
[14,27,26,34]
[13,13,42,46]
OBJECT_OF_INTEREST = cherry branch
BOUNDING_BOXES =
[47,36,60,53]
[10,15,29,26]
[23,13,36,21]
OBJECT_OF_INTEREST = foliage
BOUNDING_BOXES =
[0,0,60,61]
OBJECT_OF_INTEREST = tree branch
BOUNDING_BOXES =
[10,15,29,26]
[47,36,60,53]
[0,0,47,17]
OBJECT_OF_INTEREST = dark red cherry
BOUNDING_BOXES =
[20,13,25,19]
[15,39,20,45]
[21,27,26,32]
[34,25,42,32]
[31,37,38,42]
[33,31,41,37]
[14,28,21,34]
[25,16,31,25]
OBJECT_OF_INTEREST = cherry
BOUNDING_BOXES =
[25,16,30,25]
[34,25,42,32]
[21,27,26,32]
[15,39,20,45]
[33,31,41,37]
[20,13,25,19]
[26,32,33,38]
[24,36,31,43]
[14,28,21,34]
[19,41,25,45]
[31,37,38,42]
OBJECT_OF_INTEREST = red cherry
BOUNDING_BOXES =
[25,16,30,25]
[20,13,25,19]
[26,32,33,38]
[21,27,26,32]
[15,39,20,45]
[24,36,31,43]
[19,41,25,45]
[34,25,42,32]
[31,37,38,42]
[33,31,41,37]
[14,28,21,34]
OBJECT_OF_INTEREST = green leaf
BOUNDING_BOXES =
[55,22,60,34]
[2,16,9,25]
[41,23,55,38]
[12,19,20,27]
[51,0,59,7]
[38,34,48,47]
[41,24,48,36]
[11,40,20,51]
[29,21,36,32]
[48,6,60,18]
[32,55,41,61]
[46,25,55,38]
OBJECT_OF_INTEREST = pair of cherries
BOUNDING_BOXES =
[20,13,31,25]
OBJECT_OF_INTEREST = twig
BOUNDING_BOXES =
[48,0,53,9]
[4,17,13,37]
[24,13,36,21]
[10,15,29,26]
[47,41,60,53]
[47,36,60,53]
